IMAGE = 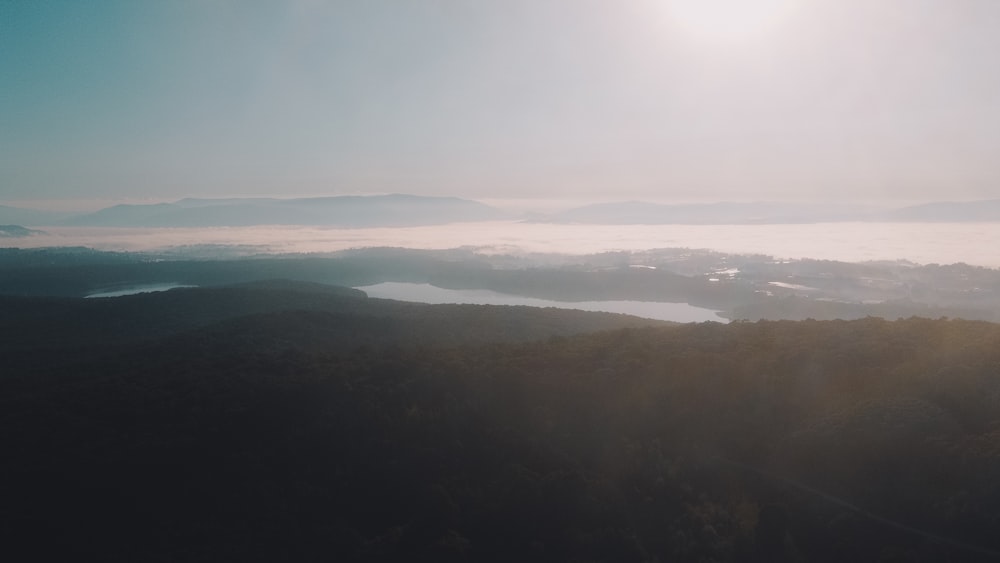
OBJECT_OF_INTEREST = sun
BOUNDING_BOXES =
[664,0,793,43]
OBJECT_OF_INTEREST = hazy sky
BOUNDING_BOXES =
[2,0,999,206]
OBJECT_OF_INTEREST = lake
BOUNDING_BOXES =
[355,282,726,323]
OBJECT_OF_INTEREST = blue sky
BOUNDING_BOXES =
[2,0,1000,207]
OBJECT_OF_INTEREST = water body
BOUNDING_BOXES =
[356,282,726,323]
[85,283,196,298]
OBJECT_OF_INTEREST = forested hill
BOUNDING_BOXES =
[2,295,1000,561]
[0,280,670,375]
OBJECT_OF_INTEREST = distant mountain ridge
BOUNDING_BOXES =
[886,199,1000,222]
[5,196,1000,227]
[541,201,876,224]
[0,225,46,238]
[59,194,508,228]
[539,199,1000,224]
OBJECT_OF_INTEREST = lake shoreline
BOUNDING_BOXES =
[355,281,727,323]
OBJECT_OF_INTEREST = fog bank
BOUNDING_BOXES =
[3,221,997,268]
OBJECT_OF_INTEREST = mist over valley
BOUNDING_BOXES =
[4,197,1000,562]
[5,0,1000,559]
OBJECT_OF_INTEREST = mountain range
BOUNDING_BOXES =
[540,199,1000,224]
[59,194,508,228]
[0,225,46,238]
[3,195,1000,227]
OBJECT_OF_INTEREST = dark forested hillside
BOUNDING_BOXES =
[1,286,999,561]
[0,281,669,377]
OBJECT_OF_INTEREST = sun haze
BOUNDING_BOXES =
[662,0,794,43]
[2,0,999,205]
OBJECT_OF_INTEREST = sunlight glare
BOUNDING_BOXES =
[665,0,793,42]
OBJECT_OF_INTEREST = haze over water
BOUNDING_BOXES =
[7,221,999,269]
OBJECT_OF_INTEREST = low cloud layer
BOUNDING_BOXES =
[3,222,997,268]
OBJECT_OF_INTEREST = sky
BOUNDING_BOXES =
[2,0,999,208]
